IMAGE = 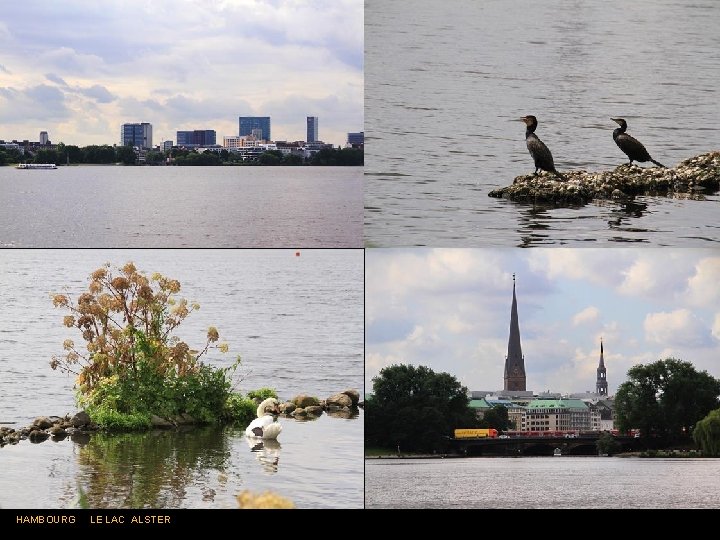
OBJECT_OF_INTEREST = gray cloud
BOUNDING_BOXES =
[0,84,70,123]
[0,1,362,145]
[45,73,68,86]
[78,84,116,104]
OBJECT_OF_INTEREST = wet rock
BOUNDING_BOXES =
[49,425,66,436]
[327,408,357,420]
[488,151,720,206]
[279,402,296,415]
[291,394,320,408]
[33,417,54,430]
[150,415,173,428]
[71,411,91,428]
[358,401,364,409]
[326,393,353,408]
[341,389,360,407]
[28,430,50,443]
[304,405,324,416]
[292,407,307,416]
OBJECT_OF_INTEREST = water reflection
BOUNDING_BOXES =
[246,438,281,474]
[75,427,231,508]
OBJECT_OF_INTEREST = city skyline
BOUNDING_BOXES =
[366,248,720,396]
[0,1,363,147]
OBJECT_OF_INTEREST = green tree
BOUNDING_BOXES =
[282,153,304,165]
[479,405,511,431]
[258,150,283,165]
[596,432,621,456]
[693,408,720,456]
[615,358,720,442]
[366,364,478,453]
[115,145,137,165]
[33,148,60,164]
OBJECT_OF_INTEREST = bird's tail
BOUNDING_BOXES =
[651,159,666,168]
[553,169,567,181]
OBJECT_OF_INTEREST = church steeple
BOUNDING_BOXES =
[596,338,608,396]
[504,274,526,391]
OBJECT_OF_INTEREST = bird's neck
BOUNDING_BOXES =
[613,127,625,139]
[525,126,536,138]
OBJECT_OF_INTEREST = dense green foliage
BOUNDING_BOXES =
[310,147,364,166]
[0,146,24,165]
[3,144,363,167]
[596,432,621,456]
[615,358,720,442]
[479,405,511,431]
[51,262,259,430]
[365,364,479,453]
[693,408,720,456]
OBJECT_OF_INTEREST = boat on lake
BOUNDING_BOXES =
[16,163,57,169]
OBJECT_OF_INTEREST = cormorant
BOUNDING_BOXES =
[518,115,566,180]
[611,118,665,167]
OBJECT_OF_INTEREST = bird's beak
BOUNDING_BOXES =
[610,118,621,124]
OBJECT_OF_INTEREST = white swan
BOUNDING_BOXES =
[245,397,282,440]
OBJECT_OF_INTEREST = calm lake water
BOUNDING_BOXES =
[365,0,720,247]
[365,457,720,508]
[0,166,362,248]
[0,250,364,508]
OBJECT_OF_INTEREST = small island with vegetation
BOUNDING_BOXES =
[0,262,361,447]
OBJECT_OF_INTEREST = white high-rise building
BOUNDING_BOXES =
[39,131,49,145]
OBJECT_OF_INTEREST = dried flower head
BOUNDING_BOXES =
[207,327,219,342]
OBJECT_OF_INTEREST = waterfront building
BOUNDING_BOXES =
[39,131,49,145]
[522,399,591,432]
[121,122,152,149]
[307,116,318,142]
[176,130,216,147]
[347,131,364,148]
[162,140,173,152]
[504,274,526,392]
[239,117,271,142]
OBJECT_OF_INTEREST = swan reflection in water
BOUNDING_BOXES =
[246,437,282,473]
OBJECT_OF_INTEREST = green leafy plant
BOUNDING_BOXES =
[51,262,245,428]
[247,388,278,401]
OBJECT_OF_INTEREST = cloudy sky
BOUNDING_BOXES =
[0,0,363,147]
[366,249,720,396]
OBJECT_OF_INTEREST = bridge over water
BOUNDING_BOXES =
[451,436,643,456]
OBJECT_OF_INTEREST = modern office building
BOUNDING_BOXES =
[306,116,318,143]
[162,140,173,152]
[39,131,49,145]
[176,130,216,147]
[121,122,153,148]
[347,131,364,148]
[239,117,271,141]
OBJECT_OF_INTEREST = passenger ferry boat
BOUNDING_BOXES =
[16,163,57,169]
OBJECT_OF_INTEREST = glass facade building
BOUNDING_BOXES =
[306,116,318,142]
[176,130,217,146]
[121,122,152,148]
[239,117,271,141]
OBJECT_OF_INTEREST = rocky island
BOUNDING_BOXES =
[489,151,720,205]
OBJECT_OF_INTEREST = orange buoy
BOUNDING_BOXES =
[295,251,300,257]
